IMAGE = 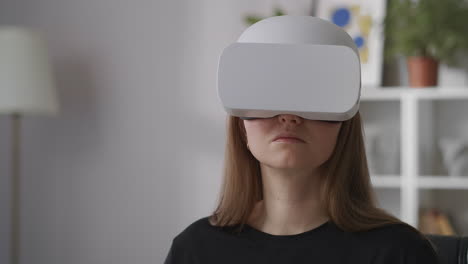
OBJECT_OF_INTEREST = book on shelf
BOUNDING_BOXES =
[418,208,456,235]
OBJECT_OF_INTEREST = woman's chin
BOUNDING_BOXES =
[269,159,310,170]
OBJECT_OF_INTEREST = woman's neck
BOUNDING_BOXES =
[247,164,329,235]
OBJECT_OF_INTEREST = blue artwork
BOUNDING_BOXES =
[331,8,351,27]
[354,36,365,48]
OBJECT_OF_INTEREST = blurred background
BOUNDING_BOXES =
[0,0,467,263]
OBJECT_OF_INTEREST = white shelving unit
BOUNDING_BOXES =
[360,86,468,236]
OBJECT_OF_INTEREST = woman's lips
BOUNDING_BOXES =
[273,137,305,143]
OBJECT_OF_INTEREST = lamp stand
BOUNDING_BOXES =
[10,113,21,264]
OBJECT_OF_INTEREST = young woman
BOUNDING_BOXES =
[164,113,439,263]
[164,16,440,264]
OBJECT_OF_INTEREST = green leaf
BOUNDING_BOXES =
[273,7,286,16]
[244,15,263,25]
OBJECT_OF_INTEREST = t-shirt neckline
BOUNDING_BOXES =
[241,220,332,242]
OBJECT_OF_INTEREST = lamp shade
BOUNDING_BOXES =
[0,26,58,115]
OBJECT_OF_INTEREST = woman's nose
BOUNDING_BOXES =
[278,114,303,124]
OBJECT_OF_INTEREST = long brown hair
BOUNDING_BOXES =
[208,111,430,241]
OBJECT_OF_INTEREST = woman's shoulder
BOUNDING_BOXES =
[171,216,213,243]
[164,217,213,264]
[349,223,428,248]
[171,215,234,245]
[356,223,429,245]
[351,223,439,263]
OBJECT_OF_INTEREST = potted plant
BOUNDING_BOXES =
[384,0,468,87]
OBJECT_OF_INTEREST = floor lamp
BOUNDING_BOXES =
[0,26,59,264]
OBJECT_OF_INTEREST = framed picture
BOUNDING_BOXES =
[316,0,387,88]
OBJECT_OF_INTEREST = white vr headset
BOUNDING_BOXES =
[216,15,361,121]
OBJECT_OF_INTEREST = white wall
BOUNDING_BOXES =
[0,0,232,263]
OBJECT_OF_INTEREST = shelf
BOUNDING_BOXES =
[410,87,468,100]
[360,85,468,228]
[361,86,468,101]
[371,175,401,188]
[418,176,468,189]
[361,88,402,100]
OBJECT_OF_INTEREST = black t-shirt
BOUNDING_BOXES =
[163,216,440,264]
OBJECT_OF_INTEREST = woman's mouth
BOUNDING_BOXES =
[273,137,305,143]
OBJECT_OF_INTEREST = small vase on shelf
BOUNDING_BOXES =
[407,56,438,88]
